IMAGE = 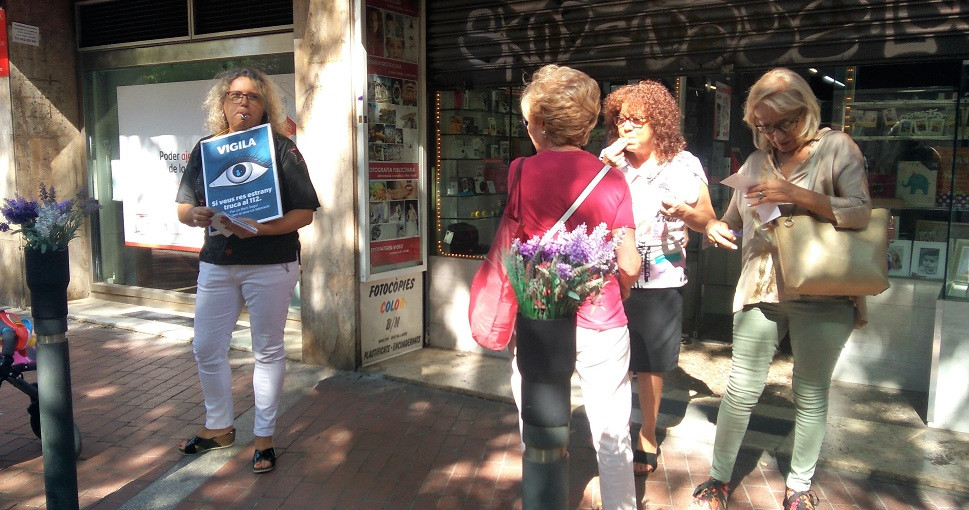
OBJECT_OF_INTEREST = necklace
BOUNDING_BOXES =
[773,142,811,177]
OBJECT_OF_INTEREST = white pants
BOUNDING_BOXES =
[194,261,299,437]
[511,325,636,510]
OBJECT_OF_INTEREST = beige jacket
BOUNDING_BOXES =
[721,128,872,325]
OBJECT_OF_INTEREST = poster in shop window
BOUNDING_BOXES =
[116,75,296,251]
[0,9,8,78]
[364,0,424,278]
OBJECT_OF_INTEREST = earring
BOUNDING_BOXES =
[542,130,546,137]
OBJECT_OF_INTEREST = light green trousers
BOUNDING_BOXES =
[710,298,855,491]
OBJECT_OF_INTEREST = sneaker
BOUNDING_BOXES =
[688,478,729,510]
[783,488,820,509]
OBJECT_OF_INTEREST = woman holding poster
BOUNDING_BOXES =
[175,68,320,474]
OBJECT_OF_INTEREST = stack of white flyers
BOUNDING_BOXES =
[200,123,283,237]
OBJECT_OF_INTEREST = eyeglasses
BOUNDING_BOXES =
[226,91,262,104]
[755,114,801,134]
[615,115,647,128]
[520,117,529,129]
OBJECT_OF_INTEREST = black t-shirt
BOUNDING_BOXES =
[175,133,321,265]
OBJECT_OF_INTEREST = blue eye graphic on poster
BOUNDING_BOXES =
[201,123,283,223]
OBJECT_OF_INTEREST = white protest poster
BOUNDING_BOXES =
[117,74,296,251]
[360,275,423,366]
[200,123,283,228]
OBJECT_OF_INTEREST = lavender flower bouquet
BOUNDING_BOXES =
[505,222,619,320]
[1,183,100,253]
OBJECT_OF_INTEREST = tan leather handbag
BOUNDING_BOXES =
[774,207,890,296]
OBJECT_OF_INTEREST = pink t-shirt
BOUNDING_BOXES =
[509,150,635,330]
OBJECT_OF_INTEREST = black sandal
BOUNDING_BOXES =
[252,447,277,474]
[177,428,236,455]
[632,449,657,477]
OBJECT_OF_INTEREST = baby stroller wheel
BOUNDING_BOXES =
[27,386,83,460]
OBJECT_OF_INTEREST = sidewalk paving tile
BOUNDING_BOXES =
[3,317,969,509]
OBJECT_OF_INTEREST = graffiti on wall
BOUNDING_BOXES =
[428,0,969,82]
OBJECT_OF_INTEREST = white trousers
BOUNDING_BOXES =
[511,325,636,510]
[194,261,299,437]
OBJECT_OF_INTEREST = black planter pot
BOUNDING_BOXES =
[24,248,70,321]
[515,314,577,428]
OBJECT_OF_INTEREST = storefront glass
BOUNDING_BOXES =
[83,54,294,294]
[428,61,969,342]
[835,62,967,298]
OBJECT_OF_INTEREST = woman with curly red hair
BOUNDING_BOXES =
[601,80,715,478]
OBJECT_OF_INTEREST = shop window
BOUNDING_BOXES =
[82,54,295,296]
[433,88,534,258]
[835,62,969,299]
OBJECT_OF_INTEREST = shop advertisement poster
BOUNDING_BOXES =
[116,74,295,251]
[0,9,8,78]
[200,123,283,231]
[365,0,424,277]
[360,275,423,366]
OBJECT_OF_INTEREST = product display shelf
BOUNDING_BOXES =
[434,88,533,258]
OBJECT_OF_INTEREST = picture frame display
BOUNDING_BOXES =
[949,239,969,284]
[911,241,947,280]
[915,220,969,242]
[887,240,912,277]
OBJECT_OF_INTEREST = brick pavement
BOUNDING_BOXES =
[2,319,968,509]
[0,321,254,509]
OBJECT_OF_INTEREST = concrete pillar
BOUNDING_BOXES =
[0,0,89,308]
[293,0,361,369]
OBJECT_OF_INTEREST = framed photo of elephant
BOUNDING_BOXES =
[895,161,938,207]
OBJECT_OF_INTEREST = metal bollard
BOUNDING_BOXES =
[35,320,79,510]
[521,423,569,510]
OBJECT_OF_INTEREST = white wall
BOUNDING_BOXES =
[927,298,969,433]
[833,279,942,392]
[427,256,508,358]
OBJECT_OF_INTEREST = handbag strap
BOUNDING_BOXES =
[541,165,611,243]
[507,158,525,222]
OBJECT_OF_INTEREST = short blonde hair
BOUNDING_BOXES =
[203,67,289,137]
[521,64,600,147]
[743,68,820,151]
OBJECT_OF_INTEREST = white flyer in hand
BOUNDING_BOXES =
[718,173,781,223]
[210,211,259,237]
[719,172,759,191]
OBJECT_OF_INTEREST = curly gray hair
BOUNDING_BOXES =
[202,67,289,136]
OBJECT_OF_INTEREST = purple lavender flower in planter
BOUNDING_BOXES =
[506,221,620,320]
[1,184,101,253]
[1,196,40,225]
